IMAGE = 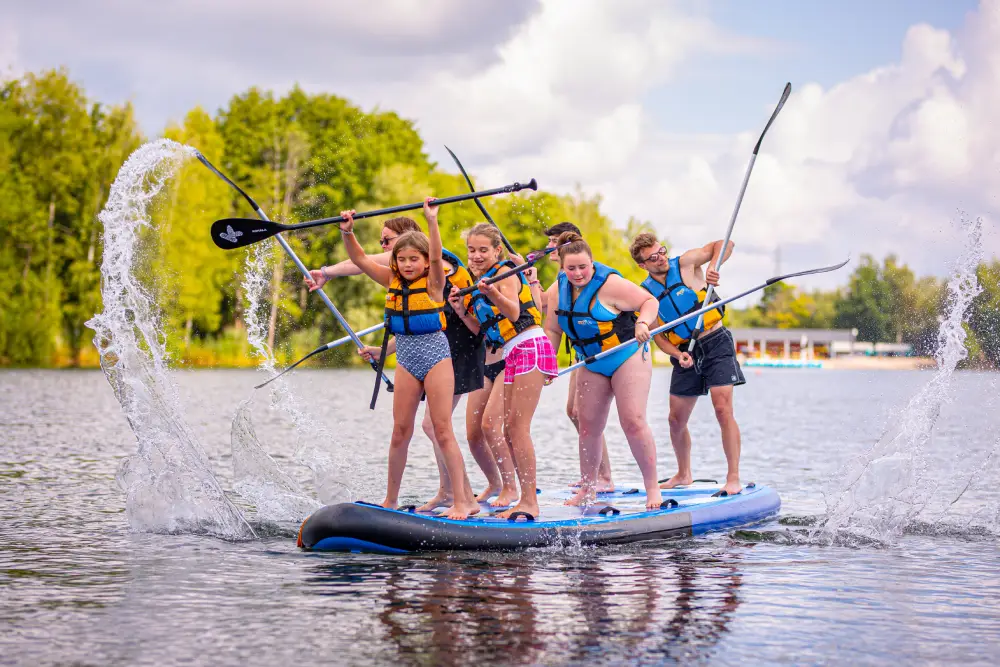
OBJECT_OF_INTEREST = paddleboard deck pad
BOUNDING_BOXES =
[297,483,780,554]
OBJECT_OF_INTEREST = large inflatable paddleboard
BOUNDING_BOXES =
[297,482,780,554]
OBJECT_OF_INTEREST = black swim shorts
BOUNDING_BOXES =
[668,327,746,397]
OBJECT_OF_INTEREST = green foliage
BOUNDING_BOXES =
[3,67,998,369]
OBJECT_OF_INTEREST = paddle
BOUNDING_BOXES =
[444,145,517,255]
[688,82,791,356]
[253,321,385,389]
[193,150,394,391]
[211,179,538,249]
[454,245,565,298]
[557,257,850,376]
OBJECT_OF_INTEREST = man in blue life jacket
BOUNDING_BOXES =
[629,232,745,496]
[537,221,615,492]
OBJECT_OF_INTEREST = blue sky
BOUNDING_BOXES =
[646,0,979,134]
[3,0,996,291]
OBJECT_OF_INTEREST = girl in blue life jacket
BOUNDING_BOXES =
[337,197,480,521]
[541,232,664,509]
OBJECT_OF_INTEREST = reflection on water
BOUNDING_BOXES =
[306,546,744,664]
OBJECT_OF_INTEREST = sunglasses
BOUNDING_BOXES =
[379,235,398,248]
[639,246,667,264]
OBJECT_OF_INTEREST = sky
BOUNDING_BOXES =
[2,0,996,293]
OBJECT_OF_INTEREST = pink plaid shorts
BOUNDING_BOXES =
[504,334,558,384]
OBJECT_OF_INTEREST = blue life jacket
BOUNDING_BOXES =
[466,260,542,352]
[556,262,637,358]
[640,256,724,345]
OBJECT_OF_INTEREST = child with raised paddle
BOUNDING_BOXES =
[333,197,479,520]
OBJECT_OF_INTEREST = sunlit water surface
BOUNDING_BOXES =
[2,368,999,665]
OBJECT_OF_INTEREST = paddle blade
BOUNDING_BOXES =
[211,218,285,249]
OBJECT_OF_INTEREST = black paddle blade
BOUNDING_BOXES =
[211,217,287,249]
[754,82,792,154]
[765,255,850,285]
[445,145,499,226]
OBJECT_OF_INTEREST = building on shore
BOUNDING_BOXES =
[649,327,916,367]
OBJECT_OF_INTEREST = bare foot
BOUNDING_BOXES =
[497,499,540,519]
[417,492,452,512]
[564,486,597,507]
[381,497,398,510]
[443,501,481,520]
[721,477,742,495]
[645,485,663,510]
[658,473,693,490]
[489,487,520,508]
[475,484,500,503]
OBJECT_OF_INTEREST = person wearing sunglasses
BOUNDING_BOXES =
[629,232,744,497]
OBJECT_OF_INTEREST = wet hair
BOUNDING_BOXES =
[544,221,582,238]
[464,222,504,251]
[390,230,431,277]
[629,232,659,264]
[556,231,592,262]
[383,216,420,235]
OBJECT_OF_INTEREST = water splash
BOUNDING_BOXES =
[815,214,991,545]
[86,139,255,540]
[228,210,358,521]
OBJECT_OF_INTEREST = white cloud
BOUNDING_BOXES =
[0,27,22,81]
[378,0,1000,295]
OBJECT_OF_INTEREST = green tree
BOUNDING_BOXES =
[968,260,1000,367]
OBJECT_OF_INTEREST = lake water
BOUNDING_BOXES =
[2,367,999,666]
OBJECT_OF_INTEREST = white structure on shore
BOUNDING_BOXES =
[650,327,914,366]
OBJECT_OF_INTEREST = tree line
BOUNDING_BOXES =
[1,68,997,369]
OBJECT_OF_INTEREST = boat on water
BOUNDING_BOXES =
[297,482,780,554]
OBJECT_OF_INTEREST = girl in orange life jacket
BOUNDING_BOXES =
[307,217,488,513]
[541,232,664,510]
[337,198,480,520]
[447,224,524,508]
[455,223,554,519]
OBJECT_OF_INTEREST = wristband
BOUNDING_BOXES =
[340,227,353,236]
[528,280,541,286]
[320,266,332,281]
[636,320,650,328]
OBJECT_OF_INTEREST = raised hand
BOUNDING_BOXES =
[422,197,439,224]
[706,267,720,287]
[339,209,356,233]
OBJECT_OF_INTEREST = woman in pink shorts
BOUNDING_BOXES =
[456,223,555,519]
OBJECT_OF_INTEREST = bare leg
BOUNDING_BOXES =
[464,385,503,501]
[710,384,742,494]
[383,366,426,509]
[566,368,613,507]
[660,394,697,489]
[417,395,474,512]
[423,361,479,519]
[609,351,661,509]
[567,369,614,491]
[482,377,519,507]
[496,369,546,518]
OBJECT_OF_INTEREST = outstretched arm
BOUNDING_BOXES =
[305,252,391,292]
[423,197,446,302]
[678,240,735,270]
[339,210,393,288]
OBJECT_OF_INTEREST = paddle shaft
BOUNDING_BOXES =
[454,247,557,298]
[558,258,848,376]
[194,151,393,389]
[445,145,516,254]
[689,83,791,355]
[277,180,534,233]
